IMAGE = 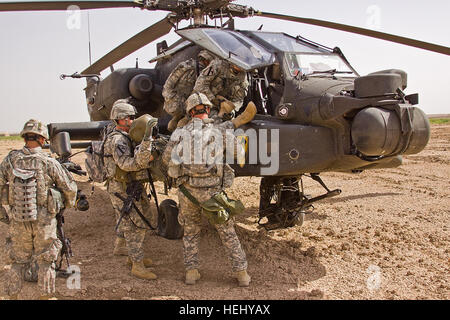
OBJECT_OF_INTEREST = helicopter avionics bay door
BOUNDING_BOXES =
[176,28,275,71]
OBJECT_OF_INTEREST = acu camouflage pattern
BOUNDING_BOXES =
[0,146,77,296]
[103,129,154,262]
[163,118,247,272]
[193,58,249,112]
[162,58,199,117]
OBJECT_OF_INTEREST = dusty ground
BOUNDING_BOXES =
[0,124,448,300]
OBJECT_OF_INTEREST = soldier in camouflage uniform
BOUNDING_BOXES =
[193,58,249,119]
[163,93,256,286]
[163,50,216,132]
[104,100,159,280]
[0,119,77,299]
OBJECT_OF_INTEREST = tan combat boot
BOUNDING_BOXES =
[234,269,251,287]
[113,237,128,256]
[127,256,153,268]
[131,260,157,280]
[168,114,183,132]
[232,102,257,128]
[185,269,201,285]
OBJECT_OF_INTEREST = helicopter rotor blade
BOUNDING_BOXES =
[257,11,450,56]
[82,16,173,75]
[0,0,141,11]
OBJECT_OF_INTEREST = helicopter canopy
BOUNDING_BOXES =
[176,28,275,71]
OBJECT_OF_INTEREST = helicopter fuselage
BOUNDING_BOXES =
[55,27,430,178]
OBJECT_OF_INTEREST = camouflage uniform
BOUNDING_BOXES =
[193,58,249,114]
[162,58,198,118]
[0,146,77,296]
[163,51,216,119]
[163,117,247,273]
[103,129,154,262]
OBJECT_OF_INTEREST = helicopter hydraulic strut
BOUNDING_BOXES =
[258,174,341,230]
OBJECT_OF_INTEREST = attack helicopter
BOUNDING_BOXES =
[1,0,449,233]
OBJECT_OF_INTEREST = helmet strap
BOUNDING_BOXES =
[24,134,44,147]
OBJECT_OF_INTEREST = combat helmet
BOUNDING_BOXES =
[110,99,137,121]
[20,119,49,140]
[186,93,212,114]
[197,50,215,63]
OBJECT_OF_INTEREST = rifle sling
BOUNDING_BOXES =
[147,169,160,218]
[114,192,156,230]
[179,185,202,208]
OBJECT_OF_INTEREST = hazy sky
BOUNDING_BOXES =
[0,0,449,132]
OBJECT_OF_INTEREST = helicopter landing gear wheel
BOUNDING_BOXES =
[258,177,305,229]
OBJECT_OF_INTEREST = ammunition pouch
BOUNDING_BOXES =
[47,187,64,215]
[11,168,38,222]
[180,185,245,225]
[114,166,136,183]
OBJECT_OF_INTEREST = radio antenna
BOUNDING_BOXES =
[87,11,92,66]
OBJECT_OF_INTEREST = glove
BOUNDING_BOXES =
[0,206,9,225]
[143,118,158,141]
[212,95,226,107]
[219,100,235,118]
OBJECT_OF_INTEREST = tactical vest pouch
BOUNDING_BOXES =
[1,184,8,205]
[188,176,221,188]
[11,168,38,222]
[47,187,64,215]
[114,167,135,183]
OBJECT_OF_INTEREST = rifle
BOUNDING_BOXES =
[55,190,89,277]
[55,209,73,277]
[114,181,155,232]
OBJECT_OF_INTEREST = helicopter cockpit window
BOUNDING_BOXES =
[286,53,357,77]
[176,28,274,70]
[250,32,325,53]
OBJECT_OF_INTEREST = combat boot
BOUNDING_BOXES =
[168,114,183,132]
[232,102,257,128]
[176,116,190,128]
[127,256,153,268]
[234,269,251,287]
[131,260,157,280]
[113,237,128,256]
[185,269,201,285]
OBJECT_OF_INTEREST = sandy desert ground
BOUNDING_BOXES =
[0,123,448,300]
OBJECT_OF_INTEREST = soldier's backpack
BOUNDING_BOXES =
[85,123,115,183]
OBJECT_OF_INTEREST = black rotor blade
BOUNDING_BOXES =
[82,16,173,74]
[0,0,140,11]
[257,11,450,56]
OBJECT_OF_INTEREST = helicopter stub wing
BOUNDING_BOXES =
[256,11,450,56]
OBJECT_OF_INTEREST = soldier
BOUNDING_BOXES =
[193,58,249,119]
[163,93,256,286]
[163,50,216,132]
[104,100,159,280]
[0,119,77,299]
